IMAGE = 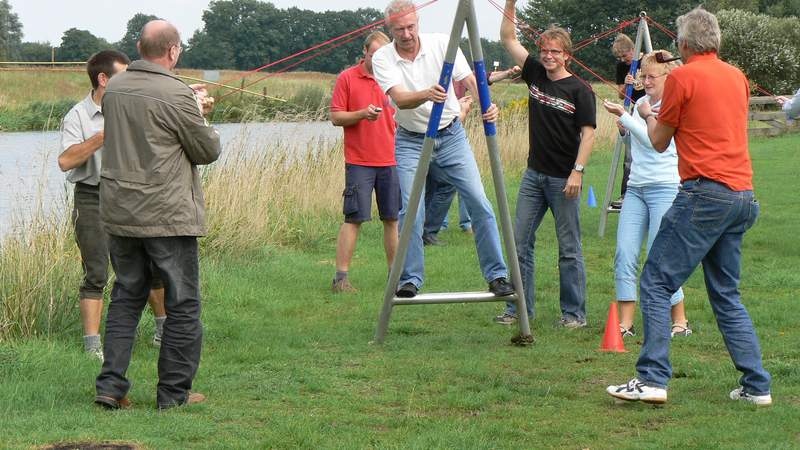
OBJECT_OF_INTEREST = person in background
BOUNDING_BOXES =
[422,65,522,246]
[775,88,800,120]
[95,20,220,410]
[498,0,596,328]
[58,49,166,362]
[329,30,399,293]
[602,50,691,340]
[609,34,644,210]
[607,7,772,406]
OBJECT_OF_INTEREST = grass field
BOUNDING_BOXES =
[0,133,797,449]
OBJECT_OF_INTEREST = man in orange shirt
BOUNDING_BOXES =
[606,7,772,406]
[330,31,399,293]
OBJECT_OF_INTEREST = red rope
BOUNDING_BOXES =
[217,31,366,101]
[645,16,776,97]
[219,0,438,87]
[573,17,640,52]
[486,0,634,103]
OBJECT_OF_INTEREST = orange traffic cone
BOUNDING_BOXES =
[600,301,627,352]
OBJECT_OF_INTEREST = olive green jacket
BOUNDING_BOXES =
[100,60,221,237]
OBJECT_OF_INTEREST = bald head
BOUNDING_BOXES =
[138,20,181,60]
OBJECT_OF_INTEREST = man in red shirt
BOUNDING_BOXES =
[607,7,772,406]
[330,31,399,293]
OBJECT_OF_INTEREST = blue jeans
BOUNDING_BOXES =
[395,120,507,289]
[424,176,472,235]
[615,184,684,304]
[507,168,586,321]
[636,178,771,394]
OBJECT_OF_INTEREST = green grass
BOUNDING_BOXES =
[1,134,798,449]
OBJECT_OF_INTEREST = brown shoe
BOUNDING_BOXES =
[331,278,357,293]
[94,395,132,410]
[187,392,206,405]
[158,392,206,410]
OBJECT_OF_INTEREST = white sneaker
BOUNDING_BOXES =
[607,378,667,404]
[730,386,772,406]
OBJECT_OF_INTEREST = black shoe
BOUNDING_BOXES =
[396,283,418,298]
[422,233,445,246]
[609,196,624,210]
[488,277,514,297]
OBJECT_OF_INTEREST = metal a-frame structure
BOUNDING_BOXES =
[374,0,531,344]
[598,13,654,237]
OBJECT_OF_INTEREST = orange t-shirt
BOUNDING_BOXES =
[658,53,753,191]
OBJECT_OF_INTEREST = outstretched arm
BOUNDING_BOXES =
[500,0,529,68]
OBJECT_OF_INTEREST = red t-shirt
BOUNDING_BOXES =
[330,62,396,166]
[658,53,753,191]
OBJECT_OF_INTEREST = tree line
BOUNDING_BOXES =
[1,0,798,90]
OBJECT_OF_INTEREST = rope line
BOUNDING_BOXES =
[219,0,438,87]
[644,16,775,97]
[217,31,366,101]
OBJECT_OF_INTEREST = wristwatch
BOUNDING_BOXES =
[573,163,585,174]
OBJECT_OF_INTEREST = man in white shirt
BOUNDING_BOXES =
[372,0,513,298]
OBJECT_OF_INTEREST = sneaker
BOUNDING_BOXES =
[396,283,418,298]
[671,322,692,338]
[558,317,587,328]
[620,325,636,337]
[607,378,667,404]
[153,332,162,348]
[422,233,445,246]
[729,387,772,406]
[609,196,624,210]
[494,313,517,325]
[331,278,357,294]
[488,277,515,297]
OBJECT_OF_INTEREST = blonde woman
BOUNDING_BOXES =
[602,51,691,339]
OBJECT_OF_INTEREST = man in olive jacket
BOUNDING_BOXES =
[95,20,221,410]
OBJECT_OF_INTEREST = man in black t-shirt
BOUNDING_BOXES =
[498,0,596,328]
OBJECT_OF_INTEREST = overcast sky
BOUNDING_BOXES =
[8,0,505,45]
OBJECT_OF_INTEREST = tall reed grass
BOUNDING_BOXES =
[0,93,617,340]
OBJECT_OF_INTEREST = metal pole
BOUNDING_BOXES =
[599,16,648,237]
[374,2,470,344]
[464,0,531,338]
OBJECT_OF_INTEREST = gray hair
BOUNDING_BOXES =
[384,0,416,23]
[676,7,721,53]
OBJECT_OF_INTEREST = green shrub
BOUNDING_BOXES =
[718,9,800,95]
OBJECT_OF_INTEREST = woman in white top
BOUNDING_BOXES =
[602,50,691,338]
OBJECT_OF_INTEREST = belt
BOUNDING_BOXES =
[399,117,458,137]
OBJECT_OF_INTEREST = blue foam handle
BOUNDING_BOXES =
[425,62,454,138]
[473,60,497,137]
[624,59,640,108]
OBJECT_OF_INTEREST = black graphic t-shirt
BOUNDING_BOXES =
[521,55,596,178]
[615,60,645,103]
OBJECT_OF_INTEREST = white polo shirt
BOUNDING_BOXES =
[61,92,104,185]
[372,33,472,134]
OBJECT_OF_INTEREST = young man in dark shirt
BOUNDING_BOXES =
[498,0,596,327]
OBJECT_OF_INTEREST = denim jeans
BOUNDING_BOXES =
[424,176,472,235]
[395,120,507,289]
[506,168,586,321]
[96,235,203,408]
[636,178,771,394]
[615,184,684,305]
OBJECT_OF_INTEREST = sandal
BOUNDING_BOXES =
[671,322,692,338]
[620,325,636,337]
